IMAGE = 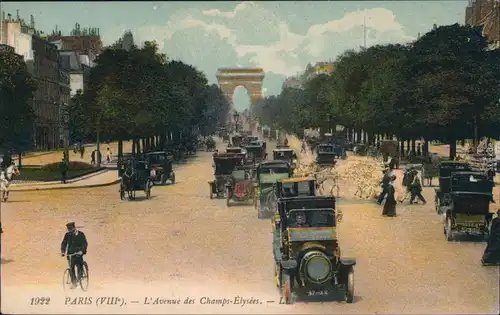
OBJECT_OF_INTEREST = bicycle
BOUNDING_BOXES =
[62,251,89,292]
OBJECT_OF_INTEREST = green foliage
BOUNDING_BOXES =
[255,23,500,145]
[0,51,37,152]
[73,33,230,142]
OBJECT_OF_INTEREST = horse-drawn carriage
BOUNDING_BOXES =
[145,151,175,185]
[0,162,20,202]
[209,153,245,199]
[120,159,153,200]
[272,196,355,304]
[254,161,293,218]
[441,171,494,241]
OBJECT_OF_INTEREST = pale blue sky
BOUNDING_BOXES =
[1,1,468,111]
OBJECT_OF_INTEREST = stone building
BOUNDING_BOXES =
[1,11,71,150]
[465,0,500,48]
[47,23,103,57]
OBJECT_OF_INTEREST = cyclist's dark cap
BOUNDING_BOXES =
[66,222,75,228]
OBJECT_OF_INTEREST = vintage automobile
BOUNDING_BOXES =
[442,171,494,241]
[254,161,293,218]
[226,147,243,154]
[273,146,297,169]
[209,153,244,199]
[243,135,259,146]
[244,144,267,166]
[272,196,355,304]
[276,177,317,198]
[120,159,153,200]
[226,166,254,206]
[249,139,267,152]
[231,134,243,147]
[144,151,176,185]
[316,144,337,167]
[434,160,472,214]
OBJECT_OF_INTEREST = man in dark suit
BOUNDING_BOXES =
[61,222,88,289]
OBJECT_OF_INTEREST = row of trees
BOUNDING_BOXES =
[70,32,230,163]
[0,47,37,155]
[1,31,230,163]
[253,24,500,158]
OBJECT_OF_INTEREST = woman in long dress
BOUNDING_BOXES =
[382,179,397,217]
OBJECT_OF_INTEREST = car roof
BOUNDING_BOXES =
[274,148,293,151]
[146,151,167,155]
[441,160,469,164]
[452,171,485,176]
[260,160,289,166]
[279,176,314,183]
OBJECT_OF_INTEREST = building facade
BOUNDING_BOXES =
[465,0,500,48]
[1,12,72,150]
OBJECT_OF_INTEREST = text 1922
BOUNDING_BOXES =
[30,297,50,305]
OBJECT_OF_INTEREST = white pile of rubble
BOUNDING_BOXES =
[287,135,386,200]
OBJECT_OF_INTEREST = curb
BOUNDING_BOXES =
[11,169,109,187]
[10,178,121,192]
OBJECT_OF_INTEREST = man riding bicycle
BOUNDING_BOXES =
[60,222,88,289]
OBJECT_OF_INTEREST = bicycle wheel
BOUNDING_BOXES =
[62,268,72,291]
[79,262,89,291]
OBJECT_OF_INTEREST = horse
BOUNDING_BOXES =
[1,163,20,202]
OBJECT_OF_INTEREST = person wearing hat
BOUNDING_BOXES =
[482,210,500,266]
[60,222,88,289]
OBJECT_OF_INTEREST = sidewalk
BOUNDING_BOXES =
[9,169,120,192]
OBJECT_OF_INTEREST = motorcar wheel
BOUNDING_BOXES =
[445,216,453,241]
[344,266,354,303]
[281,273,293,304]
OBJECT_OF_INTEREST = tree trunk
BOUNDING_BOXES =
[96,129,101,168]
[411,139,416,155]
[423,139,429,156]
[18,153,22,169]
[132,139,137,155]
[399,138,405,158]
[118,139,123,176]
[449,139,457,160]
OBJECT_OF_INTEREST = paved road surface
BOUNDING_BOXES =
[1,140,498,314]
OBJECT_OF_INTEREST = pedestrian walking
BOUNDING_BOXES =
[382,184,397,217]
[106,147,112,163]
[79,145,85,159]
[301,141,306,153]
[377,168,392,205]
[90,150,96,165]
[409,170,426,204]
[60,158,68,184]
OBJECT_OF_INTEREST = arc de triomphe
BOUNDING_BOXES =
[216,67,265,124]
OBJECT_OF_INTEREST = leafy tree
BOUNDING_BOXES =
[0,50,37,156]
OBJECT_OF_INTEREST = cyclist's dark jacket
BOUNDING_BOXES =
[61,230,88,255]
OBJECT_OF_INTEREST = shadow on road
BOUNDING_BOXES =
[1,258,14,265]
[449,234,487,243]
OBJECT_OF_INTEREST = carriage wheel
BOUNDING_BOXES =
[445,216,454,241]
[146,180,152,199]
[120,183,125,200]
[171,173,176,184]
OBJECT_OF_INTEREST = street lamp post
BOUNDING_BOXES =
[233,112,240,133]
